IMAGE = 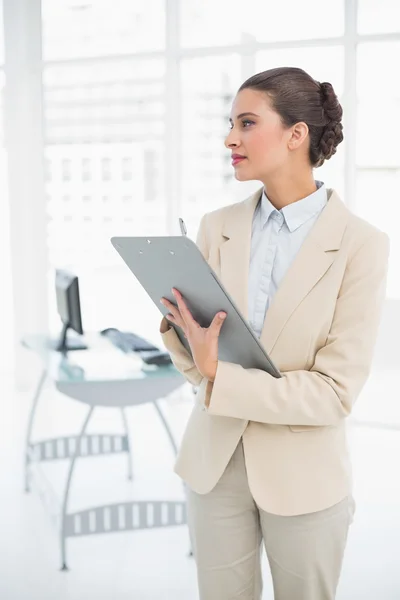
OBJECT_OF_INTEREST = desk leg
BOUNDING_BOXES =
[24,369,47,493]
[60,406,94,571]
[152,399,178,456]
[120,408,133,481]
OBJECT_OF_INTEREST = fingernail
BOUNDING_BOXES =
[220,313,226,319]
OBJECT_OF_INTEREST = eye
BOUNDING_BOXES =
[228,119,255,130]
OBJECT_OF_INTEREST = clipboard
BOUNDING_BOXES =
[111,235,281,378]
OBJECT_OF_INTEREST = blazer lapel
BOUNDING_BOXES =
[219,187,350,356]
[219,188,263,320]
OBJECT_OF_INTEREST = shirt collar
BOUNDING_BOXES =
[260,180,327,233]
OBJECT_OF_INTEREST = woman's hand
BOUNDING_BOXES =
[160,288,226,382]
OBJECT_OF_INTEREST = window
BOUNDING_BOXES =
[250,0,344,42]
[0,0,3,65]
[358,0,400,35]
[356,42,400,298]
[180,0,344,48]
[0,68,13,370]
[41,0,165,60]
[43,58,166,335]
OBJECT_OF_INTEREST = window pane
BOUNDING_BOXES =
[42,0,165,60]
[253,0,344,42]
[356,170,400,299]
[358,0,400,34]
[43,60,165,144]
[180,0,343,47]
[43,60,166,336]
[256,48,345,197]
[180,1,245,47]
[0,1,3,65]
[0,70,13,370]
[357,43,400,168]
[181,55,256,237]
[0,67,4,145]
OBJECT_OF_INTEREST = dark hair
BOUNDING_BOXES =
[238,66,343,167]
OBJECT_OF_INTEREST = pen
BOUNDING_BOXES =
[179,217,187,236]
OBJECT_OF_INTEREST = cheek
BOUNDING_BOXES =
[248,127,284,159]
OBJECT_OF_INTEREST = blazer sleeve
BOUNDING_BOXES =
[159,213,209,387]
[204,231,390,426]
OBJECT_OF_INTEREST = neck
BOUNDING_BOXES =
[262,171,317,211]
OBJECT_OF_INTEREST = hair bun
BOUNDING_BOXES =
[317,82,344,165]
[318,121,343,163]
[320,81,342,123]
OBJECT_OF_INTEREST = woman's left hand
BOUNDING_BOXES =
[160,288,226,382]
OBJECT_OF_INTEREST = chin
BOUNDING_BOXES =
[234,169,253,182]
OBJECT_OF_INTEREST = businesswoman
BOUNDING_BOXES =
[159,67,390,600]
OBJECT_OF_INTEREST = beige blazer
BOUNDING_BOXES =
[160,187,390,516]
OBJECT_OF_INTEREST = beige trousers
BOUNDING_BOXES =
[186,440,355,600]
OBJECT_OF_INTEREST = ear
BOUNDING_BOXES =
[287,122,309,150]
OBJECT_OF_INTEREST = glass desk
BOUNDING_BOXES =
[22,333,187,570]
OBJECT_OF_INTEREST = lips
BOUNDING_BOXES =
[232,155,247,166]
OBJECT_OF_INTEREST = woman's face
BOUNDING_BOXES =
[225,88,296,182]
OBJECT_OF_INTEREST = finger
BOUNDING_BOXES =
[161,298,186,329]
[165,314,187,337]
[172,289,197,328]
[209,312,227,337]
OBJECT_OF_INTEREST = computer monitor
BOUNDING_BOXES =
[53,269,87,352]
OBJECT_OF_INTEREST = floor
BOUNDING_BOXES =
[1,364,400,600]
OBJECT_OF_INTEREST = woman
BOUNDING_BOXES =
[159,67,390,600]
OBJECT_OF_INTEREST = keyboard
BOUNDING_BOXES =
[100,328,160,353]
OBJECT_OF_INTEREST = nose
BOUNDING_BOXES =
[224,127,240,149]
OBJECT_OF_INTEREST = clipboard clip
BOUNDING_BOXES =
[178,218,187,237]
